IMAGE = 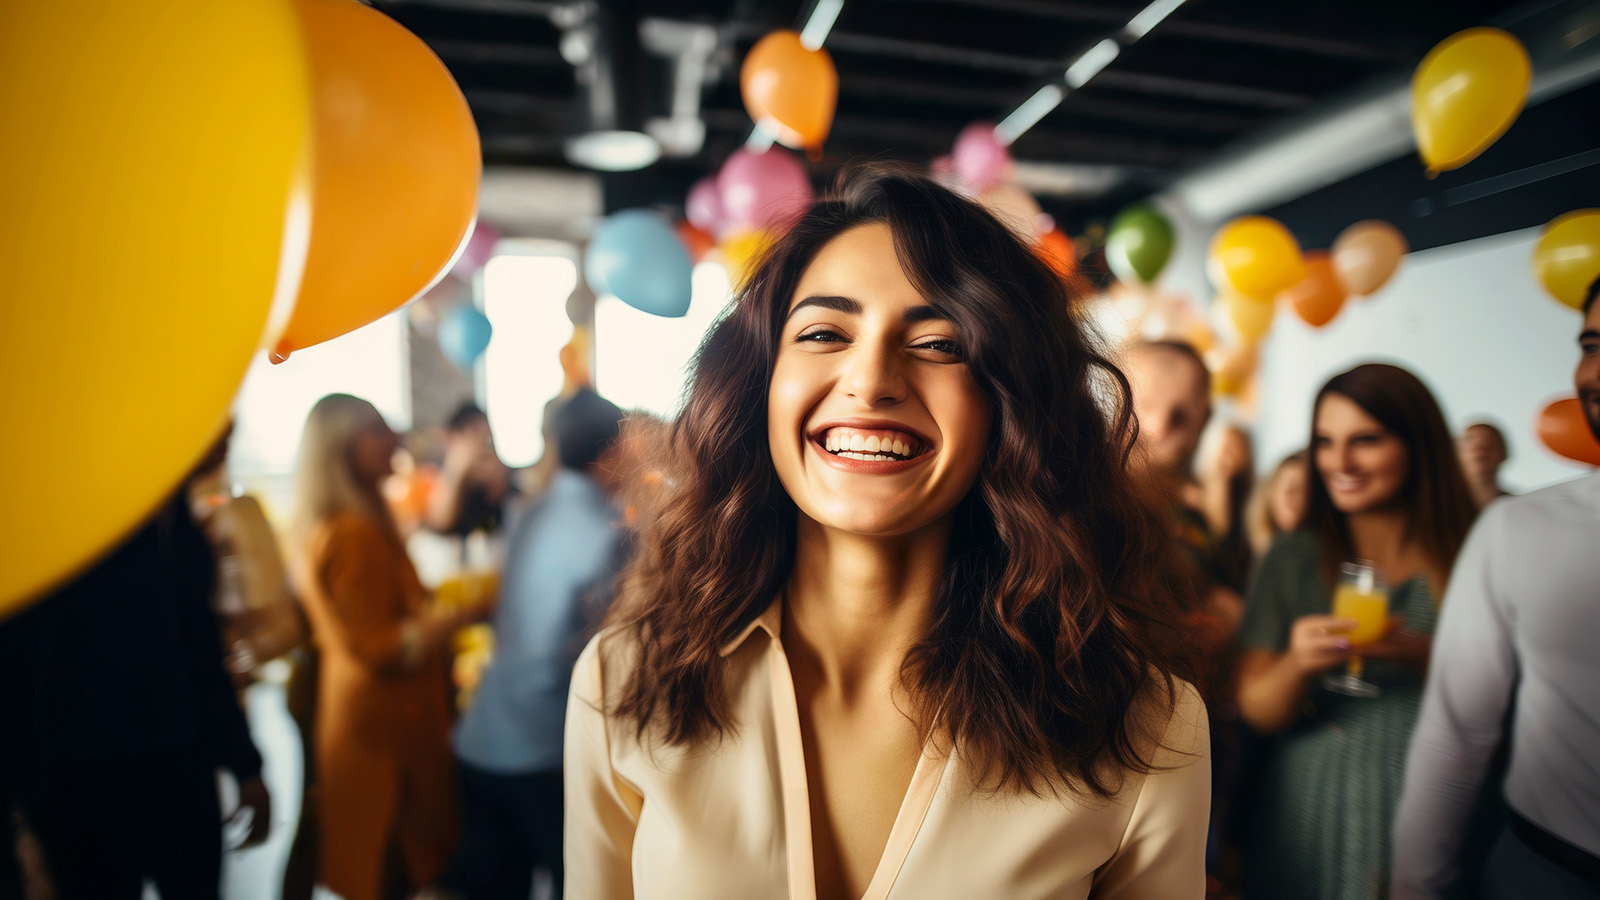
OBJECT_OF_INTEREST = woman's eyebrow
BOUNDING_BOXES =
[786,295,947,324]
[787,295,860,319]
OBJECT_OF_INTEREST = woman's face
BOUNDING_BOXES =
[1270,458,1307,533]
[1313,392,1409,515]
[349,414,400,485]
[766,223,991,538]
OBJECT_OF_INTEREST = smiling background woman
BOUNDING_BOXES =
[563,166,1211,899]
[1234,364,1476,900]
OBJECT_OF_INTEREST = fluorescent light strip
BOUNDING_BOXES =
[799,0,845,51]
[1064,38,1120,89]
[994,84,1066,147]
[1122,0,1188,42]
[745,117,781,151]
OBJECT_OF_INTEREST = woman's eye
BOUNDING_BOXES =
[795,328,846,343]
[913,338,963,358]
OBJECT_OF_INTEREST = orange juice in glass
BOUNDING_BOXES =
[435,570,500,616]
[1324,561,1387,698]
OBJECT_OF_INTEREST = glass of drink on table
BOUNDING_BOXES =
[1323,560,1388,698]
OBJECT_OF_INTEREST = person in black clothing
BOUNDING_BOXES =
[426,403,517,539]
[0,486,270,900]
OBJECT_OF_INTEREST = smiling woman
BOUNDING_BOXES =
[1234,363,1477,900]
[565,164,1210,900]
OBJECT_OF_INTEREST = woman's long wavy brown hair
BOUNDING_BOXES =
[1304,364,1476,597]
[608,164,1193,798]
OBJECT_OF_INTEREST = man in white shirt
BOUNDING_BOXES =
[1392,280,1600,899]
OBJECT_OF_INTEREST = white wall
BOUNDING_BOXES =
[1231,226,1592,492]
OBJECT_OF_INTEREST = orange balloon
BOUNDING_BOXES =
[675,220,716,264]
[1036,228,1077,279]
[741,31,837,153]
[1332,220,1408,297]
[273,0,481,361]
[1281,251,1347,327]
[1537,398,1600,466]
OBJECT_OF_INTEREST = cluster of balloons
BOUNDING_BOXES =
[741,30,838,157]
[678,146,815,287]
[1208,217,1407,344]
[935,123,1078,278]
[0,0,481,612]
[1412,27,1531,176]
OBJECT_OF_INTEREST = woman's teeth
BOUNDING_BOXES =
[820,428,920,461]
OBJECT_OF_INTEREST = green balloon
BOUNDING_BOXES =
[1106,205,1175,284]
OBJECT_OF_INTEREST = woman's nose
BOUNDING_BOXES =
[841,342,907,405]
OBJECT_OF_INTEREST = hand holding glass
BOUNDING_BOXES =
[1324,561,1388,698]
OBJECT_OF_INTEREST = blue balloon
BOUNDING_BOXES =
[438,303,493,371]
[585,209,693,317]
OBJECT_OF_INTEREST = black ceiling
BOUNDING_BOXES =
[374,0,1534,220]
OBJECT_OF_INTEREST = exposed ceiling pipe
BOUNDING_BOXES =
[564,0,661,171]
[1156,0,1600,225]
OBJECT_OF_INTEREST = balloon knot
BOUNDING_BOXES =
[269,340,293,365]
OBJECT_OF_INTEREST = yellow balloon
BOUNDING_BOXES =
[1225,293,1276,344]
[1533,210,1600,310]
[0,2,311,613]
[1412,28,1531,176]
[1209,216,1306,302]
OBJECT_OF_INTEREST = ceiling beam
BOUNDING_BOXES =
[872,0,1405,61]
[428,39,566,65]
[1092,70,1311,110]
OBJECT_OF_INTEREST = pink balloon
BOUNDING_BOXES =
[451,220,502,280]
[718,148,813,234]
[685,175,726,236]
[952,122,1012,191]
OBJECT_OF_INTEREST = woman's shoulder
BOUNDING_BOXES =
[1128,672,1208,765]
[571,624,645,709]
[307,512,394,561]
[1263,528,1321,563]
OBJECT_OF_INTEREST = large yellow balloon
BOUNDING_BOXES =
[271,0,481,362]
[1533,210,1600,310]
[1210,216,1306,302]
[0,2,311,613]
[1412,28,1531,176]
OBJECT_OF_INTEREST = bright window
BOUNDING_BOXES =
[594,261,734,418]
[481,252,578,468]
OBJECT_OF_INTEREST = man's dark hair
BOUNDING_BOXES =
[1584,275,1599,314]
[447,401,487,432]
[551,389,623,471]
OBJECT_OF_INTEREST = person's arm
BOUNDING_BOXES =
[317,517,469,673]
[564,634,643,900]
[1391,509,1516,900]
[1233,537,1357,733]
[1236,615,1356,733]
[1091,680,1211,899]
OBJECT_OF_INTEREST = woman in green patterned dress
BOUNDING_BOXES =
[1235,364,1476,900]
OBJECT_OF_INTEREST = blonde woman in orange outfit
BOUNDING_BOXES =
[291,394,477,900]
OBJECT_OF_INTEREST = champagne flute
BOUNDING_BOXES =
[1323,560,1388,698]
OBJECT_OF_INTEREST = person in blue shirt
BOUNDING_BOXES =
[441,388,629,900]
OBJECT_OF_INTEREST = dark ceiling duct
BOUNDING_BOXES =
[565,0,661,171]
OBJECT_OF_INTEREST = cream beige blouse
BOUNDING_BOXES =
[564,599,1210,900]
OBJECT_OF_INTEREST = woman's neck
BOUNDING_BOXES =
[781,516,949,705]
[1344,507,1419,581]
